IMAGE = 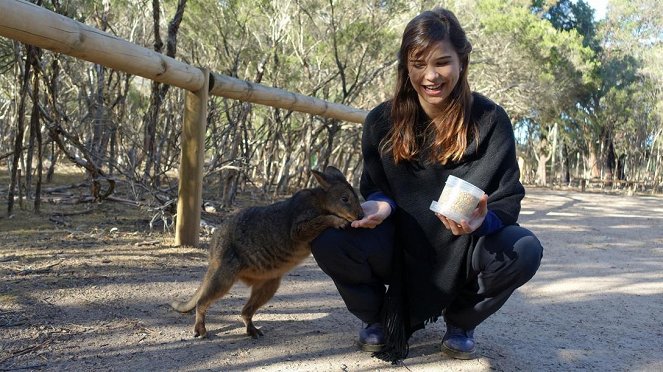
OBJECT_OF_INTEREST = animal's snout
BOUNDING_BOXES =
[341,208,363,222]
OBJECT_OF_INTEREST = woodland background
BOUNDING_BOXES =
[1,0,662,217]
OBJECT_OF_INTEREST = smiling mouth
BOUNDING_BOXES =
[423,83,443,93]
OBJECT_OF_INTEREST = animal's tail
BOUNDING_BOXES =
[171,223,228,313]
[170,285,202,313]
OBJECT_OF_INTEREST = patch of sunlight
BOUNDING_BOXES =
[525,223,591,232]
[634,360,663,371]
[524,194,573,202]
[531,275,663,302]
[610,224,654,229]
[0,293,18,305]
[521,210,535,215]
[251,312,329,321]
[547,212,580,217]
[603,213,663,219]
[615,282,663,295]
[579,204,663,213]
[558,348,588,363]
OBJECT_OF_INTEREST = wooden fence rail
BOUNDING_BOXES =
[209,73,368,124]
[0,0,206,91]
[0,0,368,246]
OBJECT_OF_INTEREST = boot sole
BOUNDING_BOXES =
[441,343,477,360]
[357,340,385,352]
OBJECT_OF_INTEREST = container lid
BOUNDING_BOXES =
[445,175,484,198]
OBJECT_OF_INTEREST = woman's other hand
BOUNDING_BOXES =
[436,194,488,235]
[351,200,392,229]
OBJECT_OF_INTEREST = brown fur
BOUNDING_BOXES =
[170,166,363,339]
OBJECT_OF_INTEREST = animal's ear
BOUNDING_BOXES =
[311,169,331,190]
[324,166,346,182]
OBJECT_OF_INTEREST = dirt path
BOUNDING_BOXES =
[1,188,662,371]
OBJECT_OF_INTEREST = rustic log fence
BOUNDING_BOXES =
[0,0,368,247]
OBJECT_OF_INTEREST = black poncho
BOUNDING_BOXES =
[360,93,525,361]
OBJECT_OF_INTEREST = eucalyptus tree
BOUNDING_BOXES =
[142,0,188,186]
[549,0,660,190]
[177,0,301,205]
[288,0,401,183]
[551,0,663,186]
[174,0,402,204]
[598,0,663,186]
[455,0,596,185]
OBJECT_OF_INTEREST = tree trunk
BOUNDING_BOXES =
[45,59,60,183]
[562,143,570,185]
[25,65,40,200]
[603,132,615,185]
[34,100,43,213]
[533,136,550,186]
[320,119,340,170]
[616,154,627,181]
[221,102,250,207]
[143,0,187,184]
[7,45,34,216]
[46,141,56,183]
[28,53,44,209]
[586,146,601,179]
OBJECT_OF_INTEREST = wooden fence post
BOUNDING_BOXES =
[175,69,209,247]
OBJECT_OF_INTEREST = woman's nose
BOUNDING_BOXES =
[424,65,439,80]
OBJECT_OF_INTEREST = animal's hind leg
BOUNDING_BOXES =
[241,276,282,338]
[193,260,238,338]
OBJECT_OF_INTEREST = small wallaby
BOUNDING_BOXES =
[171,166,363,339]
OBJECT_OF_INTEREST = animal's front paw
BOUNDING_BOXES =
[329,215,349,229]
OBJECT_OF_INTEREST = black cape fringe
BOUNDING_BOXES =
[372,239,410,363]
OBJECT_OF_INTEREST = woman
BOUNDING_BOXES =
[311,8,543,362]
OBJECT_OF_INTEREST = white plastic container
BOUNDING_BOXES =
[429,175,484,223]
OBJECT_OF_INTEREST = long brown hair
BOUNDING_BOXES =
[383,8,475,165]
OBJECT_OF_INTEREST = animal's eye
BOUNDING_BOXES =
[341,196,349,203]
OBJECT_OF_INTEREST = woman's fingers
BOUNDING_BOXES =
[436,213,469,235]
[351,214,383,229]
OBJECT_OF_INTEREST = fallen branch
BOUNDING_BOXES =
[106,195,145,207]
[45,120,115,201]
[16,260,64,276]
[51,209,93,217]
[42,182,87,193]
[48,215,69,226]
[47,196,95,205]
[0,338,52,365]
[134,240,161,246]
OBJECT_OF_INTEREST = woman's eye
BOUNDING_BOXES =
[410,61,425,69]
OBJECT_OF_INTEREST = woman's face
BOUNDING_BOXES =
[407,39,461,118]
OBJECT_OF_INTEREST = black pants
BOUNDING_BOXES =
[311,218,543,330]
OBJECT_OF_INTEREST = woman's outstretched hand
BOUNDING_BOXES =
[436,194,488,235]
[351,200,392,229]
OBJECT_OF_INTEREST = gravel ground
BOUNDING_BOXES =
[1,188,662,371]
